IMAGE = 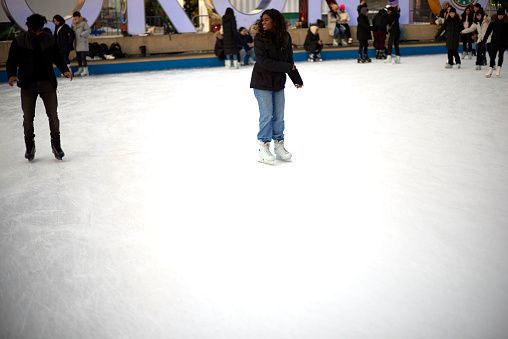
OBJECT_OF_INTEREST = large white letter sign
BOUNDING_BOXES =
[127,0,196,35]
[1,0,102,31]
[213,0,286,30]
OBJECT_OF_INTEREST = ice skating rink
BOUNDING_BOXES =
[1,54,508,338]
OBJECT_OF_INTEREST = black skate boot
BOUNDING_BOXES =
[51,138,65,160]
[357,54,365,63]
[363,55,372,63]
[25,139,35,161]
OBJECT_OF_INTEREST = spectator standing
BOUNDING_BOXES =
[72,11,91,76]
[481,8,508,77]
[461,6,474,58]
[222,8,239,69]
[304,25,323,61]
[461,10,490,70]
[357,7,372,63]
[385,4,402,64]
[250,9,303,165]
[6,14,72,161]
[53,15,75,75]
[435,7,462,68]
[357,0,368,16]
[373,6,389,59]
[237,26,255,65]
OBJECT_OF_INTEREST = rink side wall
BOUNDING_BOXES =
[1,25,447,81]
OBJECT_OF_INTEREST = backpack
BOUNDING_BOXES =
[88,42,100,58]
[109,42,125,58]
[99,43,109,57]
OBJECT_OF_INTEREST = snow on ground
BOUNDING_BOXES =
[1,54,508,338]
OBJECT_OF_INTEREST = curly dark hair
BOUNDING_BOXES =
[255,9,289,50]
[26,13,47,29]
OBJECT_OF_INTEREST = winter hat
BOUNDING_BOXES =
[310,25,319,35]
[387,0,398,6]
[449,7,456,13]
[361,7,368,15]
[497,7,505,16]
[339,4,346,10]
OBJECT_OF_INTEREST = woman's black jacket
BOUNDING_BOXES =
[436,16,462,49]
[357,15,372,40]
[6,31,69,89]
[222,13,239,55]
[250,31,302,92]
[54,23,75,53]
[304,29,321,52]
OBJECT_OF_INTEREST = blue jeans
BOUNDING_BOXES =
[254,89,285,142]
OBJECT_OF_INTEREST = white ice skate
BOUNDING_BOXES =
[74,67,83,76]
[80,66,89,76]
[274,140,292,162]
[486,67,493,78]
[395,55,401,64]
[496,66,501,76]
[258,141,275,165]
[384,55,392,64]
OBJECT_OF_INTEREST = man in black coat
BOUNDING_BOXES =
[7,14,72,161]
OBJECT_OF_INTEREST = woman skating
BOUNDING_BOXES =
[250,9,303,165]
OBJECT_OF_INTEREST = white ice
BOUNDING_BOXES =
[1,54,508,338]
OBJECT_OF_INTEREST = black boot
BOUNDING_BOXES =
[25,139,35,161]
[51,138,65,160]
[375,51,380,59]
[357,54,365,63]
[363,54,372,63]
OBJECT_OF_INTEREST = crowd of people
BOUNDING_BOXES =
[435,3,508,77]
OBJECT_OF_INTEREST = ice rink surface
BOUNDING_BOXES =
[1,54,508,338]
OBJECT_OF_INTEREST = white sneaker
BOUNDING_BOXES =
[274,139,292,162]
[258,141,275,165]
[486,67,493,78]
[496,66,501,76]
[341,40,348,47]
[225,59,231,68]
[333,39,338,47]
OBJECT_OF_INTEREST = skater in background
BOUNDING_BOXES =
[385,4,401,64]
[373,6,389,59]
[250,9,303,165]
[435,7,462,68]
[237,26,255,65]
[304,25,323,62]
[6,14,72,161]
[53,14,75,75]
[357,6,372,63]
[72,11,91,76]
[357,0,368,16]
[436,1,452,25]
[461,10,490,70]
[481,8,508,77]
[461,6,474,59]
[222,7,239,69]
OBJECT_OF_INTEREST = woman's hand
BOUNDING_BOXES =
[295,84,303,89]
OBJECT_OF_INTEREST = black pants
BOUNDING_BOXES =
[76,51,87,67]
[21,81,60,142]
[476,43,486,66]
[447,49,460,65]
[307,43,323,54]
[461,34,473,53]
[488,43,506,67]
[387,34,400,56]
[61,50,70,65]
[358,40,368,56]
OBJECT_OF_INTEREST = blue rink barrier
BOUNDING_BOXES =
[0,43,449,81]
